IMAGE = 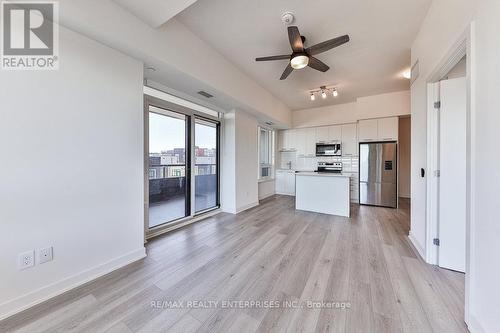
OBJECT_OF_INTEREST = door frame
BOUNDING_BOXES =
[425,22,476,325]
[144,89,222,240]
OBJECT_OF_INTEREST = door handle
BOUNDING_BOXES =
[421,168,425,178]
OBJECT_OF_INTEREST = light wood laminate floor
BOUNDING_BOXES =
[0,196,467,333]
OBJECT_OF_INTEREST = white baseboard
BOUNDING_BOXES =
[275,192,295,196]
[258,192,275,201]
[408,232,425,260]
[235,201,259,214]
[0,247,146,321]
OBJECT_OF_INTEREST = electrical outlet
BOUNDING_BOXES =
[18,250,35,270]
[38,247,53,264]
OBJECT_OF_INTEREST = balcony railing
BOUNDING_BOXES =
[148,164,216,180]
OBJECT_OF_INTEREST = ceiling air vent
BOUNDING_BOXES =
[197,91,214,98]
[265,121,274,126]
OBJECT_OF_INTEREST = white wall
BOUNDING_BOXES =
[221,113,237,213]
[412,0,500,331]
[0,26,145,319]
[399,117,411,198]
[472,1,500,331]
[258,180,275,200]
[293,90,410,128]
[235,111,259,212]
[221,110,259,214]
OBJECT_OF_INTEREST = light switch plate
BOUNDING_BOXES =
[38,247,53,264]
[18,250,35,270]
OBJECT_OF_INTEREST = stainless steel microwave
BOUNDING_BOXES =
[316,142,342,156]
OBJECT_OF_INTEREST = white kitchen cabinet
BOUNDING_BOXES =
[358,119,378,142]
[295,129,306,156]
[286,172,296,195]
[358,117,399,142]
[282,130,291,149]
[328,125,342,141]
[275,170,295,196]
[315,126,329,143]
[305,128,316,156]
[276,170,286,193]
[277,131,285,150]
[290,129,299,150]
[341,123,358,156]
[377,117,399,141]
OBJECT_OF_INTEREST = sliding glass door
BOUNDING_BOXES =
[194,118,219,213]
[146,96,220,233]
[148,106,190,228]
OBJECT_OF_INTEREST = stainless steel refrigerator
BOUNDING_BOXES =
[359,142,397,208]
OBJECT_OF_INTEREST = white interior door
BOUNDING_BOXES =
[438,77,467,272]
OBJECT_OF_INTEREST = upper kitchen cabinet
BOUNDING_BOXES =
[295,129,306,156]
[328,125,342,141]
[277,130,285,150]
[358,117,398,142]
[288,129,298,150]
[315,126,329,143]
[281,130,290,150]
[377,117,399,141]
[341,123,358,156]
[358,119,378,142]
[305,128,316,156]
[315,125,341,143]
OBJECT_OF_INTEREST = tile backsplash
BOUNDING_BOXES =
[278,152,360,203]
[279,152,359,173]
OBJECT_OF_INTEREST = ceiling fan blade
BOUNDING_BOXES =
[280,64,294,80]
[255,55,291,61]
[288,26,304,52]
[308,56,330,72]
[306,35,350,56]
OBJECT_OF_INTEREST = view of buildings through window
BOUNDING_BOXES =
[148,115,217,181]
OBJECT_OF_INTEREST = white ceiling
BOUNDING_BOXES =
[176,0,431,110]
[112,0,199,28]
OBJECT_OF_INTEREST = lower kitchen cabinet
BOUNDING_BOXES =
[275,170,296,196]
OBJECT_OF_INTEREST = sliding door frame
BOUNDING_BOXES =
[193,116,221,216]
[144,94,221,240]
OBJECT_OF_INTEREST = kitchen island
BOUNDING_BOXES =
[295,172,350,217]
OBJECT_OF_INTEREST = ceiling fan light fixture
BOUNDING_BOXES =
[310,93,315,101]
[332,89,338,97]
[321,90,327,99]
[290,54,309,69]
[402,68,411,79]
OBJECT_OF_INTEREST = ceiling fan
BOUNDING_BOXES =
[255,26,350,80]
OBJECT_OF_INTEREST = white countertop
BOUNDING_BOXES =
[295,171,351,178]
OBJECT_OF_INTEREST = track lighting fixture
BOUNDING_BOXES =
[308,86,339,101]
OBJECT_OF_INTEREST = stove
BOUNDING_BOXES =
[317,162,343,173]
